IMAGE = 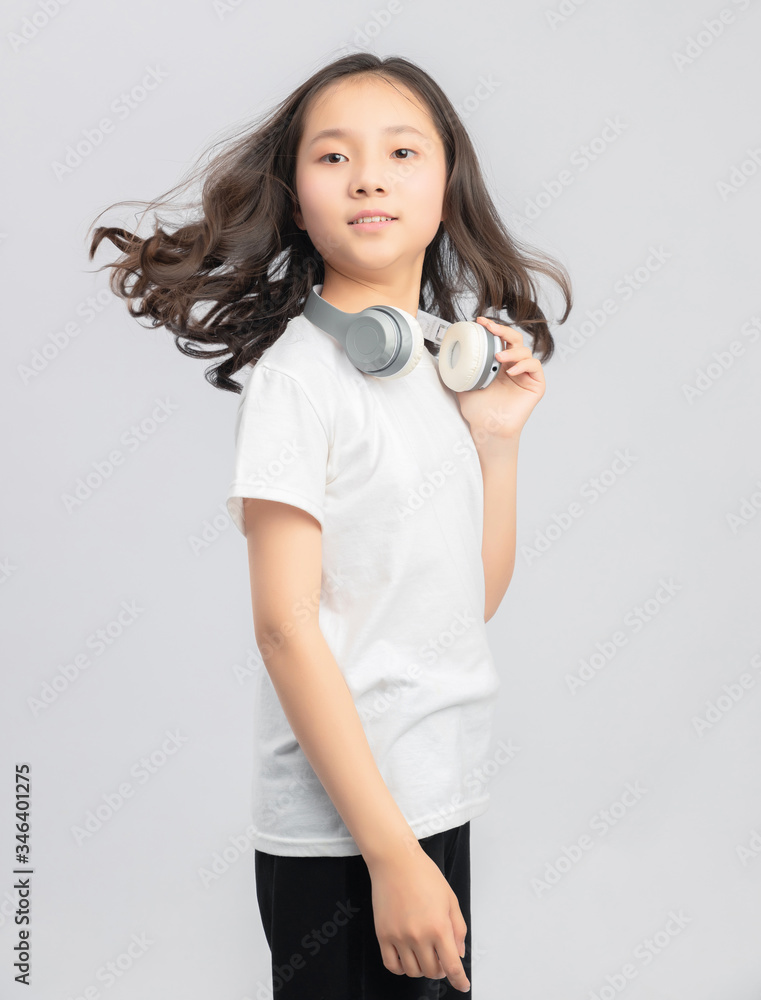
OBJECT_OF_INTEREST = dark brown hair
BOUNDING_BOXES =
[86,52,572,393]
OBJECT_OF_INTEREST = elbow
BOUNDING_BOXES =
[254,618,322,665]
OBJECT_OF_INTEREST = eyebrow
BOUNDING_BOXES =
[305,125,428,149]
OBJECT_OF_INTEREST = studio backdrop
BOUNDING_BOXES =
[2,1,760,998]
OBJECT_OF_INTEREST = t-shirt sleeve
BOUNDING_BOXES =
[225,363,330,536]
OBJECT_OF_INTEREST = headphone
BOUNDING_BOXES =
[303,284,506,392]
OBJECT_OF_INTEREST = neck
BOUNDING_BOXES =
[318,259,424,317]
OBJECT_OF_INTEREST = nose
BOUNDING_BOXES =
[353,180,387,196]
[352,158,388,197]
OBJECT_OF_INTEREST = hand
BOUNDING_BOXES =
[368,846,470,992]
[453,316,546,446]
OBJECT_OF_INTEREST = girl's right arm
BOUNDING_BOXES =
[242,497,471,993]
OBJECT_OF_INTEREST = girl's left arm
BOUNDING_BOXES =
[454,316,547,623]
[476,436,520,623]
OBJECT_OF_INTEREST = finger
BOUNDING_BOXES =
[379,942,405,975]
[396,943,425,979]
[495,345,532,361]
[476,315,524,349]
[518,361,545,379]
[450,908,468,955]
[435,931,471,992]
[415,944,448,980]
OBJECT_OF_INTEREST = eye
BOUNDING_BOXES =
[318,148,418,164]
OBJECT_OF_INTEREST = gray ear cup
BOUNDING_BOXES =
[342,306,424,379]
[368,307,424,380]
[437,321,501,392]
[303,285,426,380]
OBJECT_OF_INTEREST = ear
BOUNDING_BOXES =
[293,203,304,230]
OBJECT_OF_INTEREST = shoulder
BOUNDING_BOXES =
[239,312,358,403]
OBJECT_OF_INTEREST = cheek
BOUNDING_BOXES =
[400,162,445,203]
[294,167,332,217]
[405,178,445,226]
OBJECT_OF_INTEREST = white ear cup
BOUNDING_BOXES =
[371,308,425,380]
[437,321,488,392]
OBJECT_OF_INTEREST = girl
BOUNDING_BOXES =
[88,52,571,999]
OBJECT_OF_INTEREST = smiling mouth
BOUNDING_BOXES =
[348,216,398,225]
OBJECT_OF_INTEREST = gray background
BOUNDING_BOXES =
[2,0,760,997]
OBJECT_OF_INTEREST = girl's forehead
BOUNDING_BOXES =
[297,86,438,160]
[305,75,428,122]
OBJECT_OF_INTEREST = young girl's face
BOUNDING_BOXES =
[293,74,448,282]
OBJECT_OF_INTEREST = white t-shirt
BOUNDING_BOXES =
[226,301,501,857]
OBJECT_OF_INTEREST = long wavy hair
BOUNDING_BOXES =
[86,53,572,393]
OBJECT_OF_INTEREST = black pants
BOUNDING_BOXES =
[254,821,472,1000]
